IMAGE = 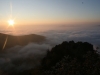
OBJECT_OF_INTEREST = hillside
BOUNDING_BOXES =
[0,33,45,50]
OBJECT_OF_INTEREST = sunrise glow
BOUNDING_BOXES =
[8,19,14,26]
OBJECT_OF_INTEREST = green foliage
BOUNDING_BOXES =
[41,41,100,75]
[41,41,95,69]
[43,52,100,75]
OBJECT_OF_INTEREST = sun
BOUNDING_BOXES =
[8,19,14,26]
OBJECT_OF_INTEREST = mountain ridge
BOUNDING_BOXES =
[0,33,45,50]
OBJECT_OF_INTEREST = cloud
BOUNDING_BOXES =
[0,43,51,73]
[42,25,100,46]
[0,25,100,73]
[40,25,100,54]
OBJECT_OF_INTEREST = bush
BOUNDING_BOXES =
[41,41,100,75]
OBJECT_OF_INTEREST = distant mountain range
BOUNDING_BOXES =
[0,33,45,50]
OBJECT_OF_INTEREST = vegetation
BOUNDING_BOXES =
[0,41,100,75]
[41,41,100,75]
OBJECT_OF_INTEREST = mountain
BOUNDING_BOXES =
[0,33,45,50]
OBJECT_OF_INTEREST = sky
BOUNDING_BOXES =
[0,0,100,26]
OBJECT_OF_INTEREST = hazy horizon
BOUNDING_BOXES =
[0,0,100,74]
[0,0,100,26]
[0,0,100,54]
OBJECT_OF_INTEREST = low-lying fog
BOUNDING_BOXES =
[0,25,100,73]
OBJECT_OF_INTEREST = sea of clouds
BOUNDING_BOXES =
[0,25,100,73]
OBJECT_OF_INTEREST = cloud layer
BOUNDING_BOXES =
[0,25,100,73]
[0,43,51,73]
